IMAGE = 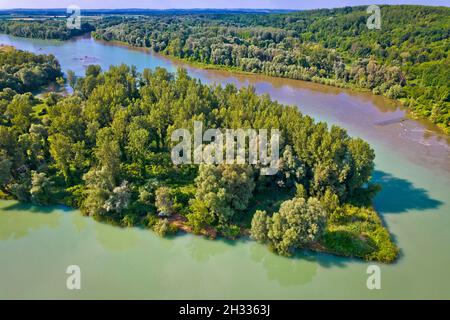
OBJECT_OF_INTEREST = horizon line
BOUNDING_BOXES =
[2,4,449,11]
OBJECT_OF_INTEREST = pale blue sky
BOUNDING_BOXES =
[0,0,448,10]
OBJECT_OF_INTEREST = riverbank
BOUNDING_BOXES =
[92,37,449,137]
[14,30,450,143]
[0,188,398,263]
[3,32,448,136]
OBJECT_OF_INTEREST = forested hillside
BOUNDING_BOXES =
[0,54,397,261]
[91,5,450,133]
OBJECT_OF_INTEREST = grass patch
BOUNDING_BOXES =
[321,205,399,263]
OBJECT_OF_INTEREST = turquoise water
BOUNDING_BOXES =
[0,34,449,299]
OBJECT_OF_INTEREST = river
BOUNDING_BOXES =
[0,34,449,299]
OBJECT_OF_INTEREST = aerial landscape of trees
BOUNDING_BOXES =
[0,45,62,93]
[0,46,398,262]
[91,5,450,133]
[0,20,94,40]
[6,4,448,262]
[0,5,448,132]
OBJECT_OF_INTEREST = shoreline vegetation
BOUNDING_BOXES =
[0,5,448,134]
[96,37,439,134]
[0,46,398,263]
[1,36,442,136]
[89,5,449,134]
[100,38,369,88]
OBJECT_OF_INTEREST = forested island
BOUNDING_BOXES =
[3,4,447,263]
[0,46,398,262]
[2,5,446,133]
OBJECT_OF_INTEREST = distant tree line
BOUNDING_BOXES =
[0,20,94,40]
[1,6,448,132]
[91,5,450,133]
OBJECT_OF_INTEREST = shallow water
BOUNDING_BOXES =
[0,34,449,299]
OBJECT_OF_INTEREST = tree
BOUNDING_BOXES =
[250,210,269,243]
[44,92,59,106]
[5,93,34,134]
[30,171,53,205]
[94,127,121,187]
[276,145,305,188]
[66,69,76,90]
[0,46,61,93]
[103,181,131,214]
[194,164,255,222]
[187,199,214,234]
[56,77,65,88]
[81,167,112,217]
[9,175,31,202]
[295,183,307,199]
[86,65,102,78]
[0,149,12,188]
[18,128,46,169]
[155,187,174,215]
[126,127,150,164]
[321,188,340,214]
[267,197,326,256]
[48,96,86,141]
[86,7,450,132]
[0,51,395,260]
[49,133,73,182]
[346,138,375,198]
[153,218,171,237]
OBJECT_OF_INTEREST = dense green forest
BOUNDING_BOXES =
[91,5,450,133]
[0,20,94,40]
[0,45,62,93]
[0,47,397,262]
[0,6,448,132]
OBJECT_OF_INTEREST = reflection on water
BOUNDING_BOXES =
[92,218,140,251]
[185,235,232,262]
[249,243,318,287]
[71,211,88,232]
[0,201,62,240]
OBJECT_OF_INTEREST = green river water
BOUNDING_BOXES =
[0,34,449,299]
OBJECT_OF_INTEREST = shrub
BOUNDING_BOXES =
[218,224,241,239]
[187,199,214,234]
[153,218,178,237]
[267,197,326,256]
[155,187,174,216]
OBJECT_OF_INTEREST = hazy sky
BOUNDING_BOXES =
[0,0,448,10]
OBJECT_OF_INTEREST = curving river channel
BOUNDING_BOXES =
[0,34,449,299]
